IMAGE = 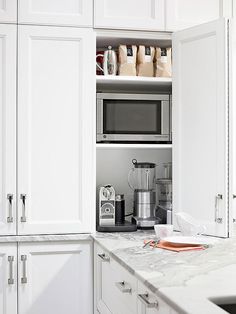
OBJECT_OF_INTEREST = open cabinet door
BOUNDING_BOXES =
[229,19,236,237]
[172,19,229,237]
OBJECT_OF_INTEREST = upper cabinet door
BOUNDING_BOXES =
[166,0,221,31]
[0,25,16,236]
[94,0,165,31]
[18,26,95,235]
[0,0,17,23]
[18,0,93,27]
[172,19,229,237]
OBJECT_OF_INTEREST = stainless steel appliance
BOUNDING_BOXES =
[99,185,116,226]
[97,93,171,142]
[128,159,160,228]
[156,163,172,224]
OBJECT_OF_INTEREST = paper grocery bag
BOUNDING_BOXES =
[118,45,137,76]
[154,47,172,77]
[137,45,155,77]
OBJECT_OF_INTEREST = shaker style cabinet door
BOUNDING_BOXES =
[18,241,93,314]
[94,0,165,31]
[18,26,95,235]
[0,243,17,314]
[165,0,221,31]
[18,0,93,27]
[172,19,229,237]
[0,0,17,23]
[0,25,16,235]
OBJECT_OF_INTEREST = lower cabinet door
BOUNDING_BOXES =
[0,243,17,314]
[137,281,171,314]
[18,241,93,314]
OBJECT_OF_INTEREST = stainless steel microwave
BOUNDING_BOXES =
[96,93,171,142]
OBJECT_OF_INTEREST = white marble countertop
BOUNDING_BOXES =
[0,233,91,242]
[92,230,236,314]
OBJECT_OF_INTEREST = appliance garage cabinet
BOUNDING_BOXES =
[0,241,93,314]
[94,243,177,314]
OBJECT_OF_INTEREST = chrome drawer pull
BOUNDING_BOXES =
[138,293,159,308]
[115,281,132,293]
[8,256,14,285]
[21,255,27,284]
[215,194,223,223]
[7,194,13,223]
[20,194,27,222]
[98,253,110,262]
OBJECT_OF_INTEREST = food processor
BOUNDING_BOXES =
[156,162,172,224]
[128,159,160,228]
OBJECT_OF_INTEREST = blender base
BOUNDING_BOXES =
[132,216,161,229]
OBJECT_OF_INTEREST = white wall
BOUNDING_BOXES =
[96,148,172,215]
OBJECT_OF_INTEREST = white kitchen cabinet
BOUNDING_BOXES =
[0,243,17,314]
[94,244,112,314]
[0,0,17,23]
[18,241,93,314]
[0,24,16,235]
[165,0,222,31]
[18,0,93,27]
[137,281,171,314]
[18,25,95,235]
[172,19,229,237]
[94,243,178,314]
[94,243,137,314]
[94,0,165,31]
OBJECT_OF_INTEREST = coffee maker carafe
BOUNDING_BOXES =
[128,159,160,228]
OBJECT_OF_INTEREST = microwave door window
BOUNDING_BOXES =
[103,100,161,134]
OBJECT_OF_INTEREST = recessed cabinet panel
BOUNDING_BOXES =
[0,243,17,314]
[18,242,93,314]
[0,0,17,23]
[172,19,229,237]
[18,26,95,235]
[18,0,93,26]
[166,0,221,31]
[94,0,165,31]
[0,25,16,235]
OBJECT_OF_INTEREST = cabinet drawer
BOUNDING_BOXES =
[110,258,137,314]
[95,244,137,314]
[137,281,171,314]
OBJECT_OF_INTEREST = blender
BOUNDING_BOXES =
[128,159,160,228]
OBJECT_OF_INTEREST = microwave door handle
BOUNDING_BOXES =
[97,98,104,136]
[161,100,170,135]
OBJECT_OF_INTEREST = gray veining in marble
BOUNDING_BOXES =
[92,231,236,293]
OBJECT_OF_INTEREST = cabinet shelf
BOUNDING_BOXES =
[96,75,172,92]
[96,143,172,149]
